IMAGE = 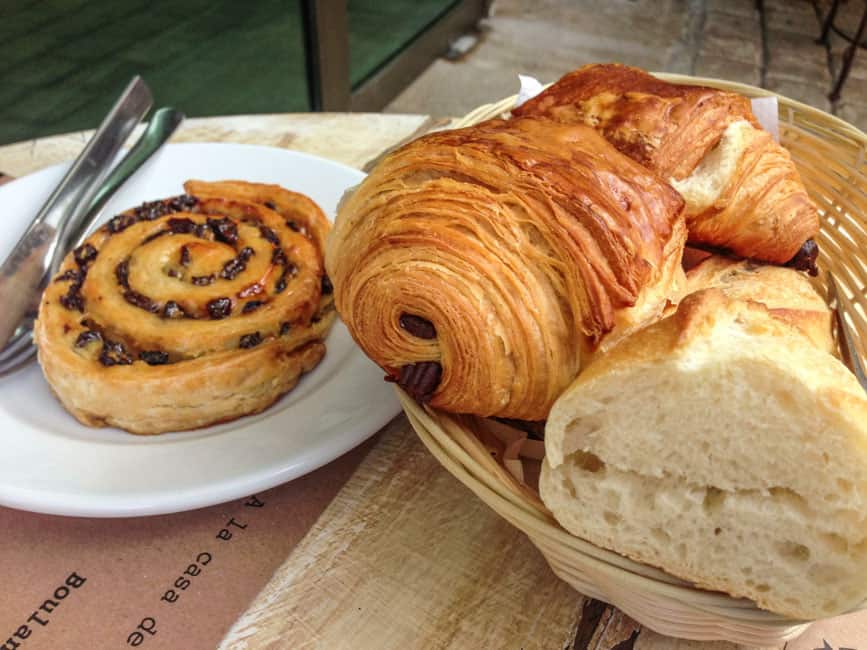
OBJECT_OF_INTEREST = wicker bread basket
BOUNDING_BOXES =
[398,74,867,645]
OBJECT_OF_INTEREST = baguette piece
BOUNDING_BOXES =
[540,289,867,619]
[685,255,833,352]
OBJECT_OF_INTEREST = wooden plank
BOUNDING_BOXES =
[0,113,431,177]
[220,417,585,649]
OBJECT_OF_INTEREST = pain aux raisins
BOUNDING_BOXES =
[239,332,262,348]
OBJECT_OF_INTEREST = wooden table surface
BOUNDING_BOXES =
[0,114,784,650]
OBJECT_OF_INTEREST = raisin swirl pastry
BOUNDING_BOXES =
[35,180,335,434]
[327,117,686,420]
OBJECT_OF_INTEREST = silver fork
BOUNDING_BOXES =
[0,104,184,375]
[828,273,867,391]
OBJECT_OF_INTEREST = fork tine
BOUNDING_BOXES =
[0,331,32,364]
[0,346,36,377]
[829,273,867,393]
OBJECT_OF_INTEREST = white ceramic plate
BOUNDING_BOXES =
[0,143,399,517]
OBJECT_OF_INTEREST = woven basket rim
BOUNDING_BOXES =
[401,70,867,640]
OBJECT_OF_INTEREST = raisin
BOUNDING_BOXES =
[55,269,80,283]
[286,220,300,232]
[192,274,215,286]
[280,322,291,335]
[272,248,287,266]
[73,243,97,267]
[180,245,191,266]
[99,339,133,366]
[321,275,333,295]
[115,260,130,288]
[140,350,170,365]
[75,330,102,347]
[60,291,83,312]
[124,290,159,313]
[221,258,245,280]
[239,332,262,348]
[169,194,198,211]
[167,217,196,234]
[242,300,264,313]
[208,217,238,245]
[207,297,232,319]
[264,201,277,210]
[163,301,185,319]
[106,213,136,233]
[259,226,279,244]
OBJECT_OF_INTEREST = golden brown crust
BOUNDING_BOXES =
[35,181,334,435]
[327,116,685,419]
[686,255,833,351]
[513,63,759,180]
[513,64,819,264]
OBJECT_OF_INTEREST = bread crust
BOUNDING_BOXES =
[514,64,819,263]
[327,117,686,419]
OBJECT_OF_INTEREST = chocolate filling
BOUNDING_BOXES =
[784,238,819,276]
[399,314,436,339]
[140,350,169,365]
[397,361,442,402]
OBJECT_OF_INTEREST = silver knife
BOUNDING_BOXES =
[0,77,153,349]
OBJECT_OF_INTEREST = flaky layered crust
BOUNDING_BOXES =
[513,63,759,180]
[514,64,819,264]
[35,181,335,434]
[327,117,685,419]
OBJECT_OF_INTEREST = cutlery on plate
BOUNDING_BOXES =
[0,77,152,352]
[0,89,184,376]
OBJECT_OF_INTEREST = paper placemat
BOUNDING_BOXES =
[0,437,376,650]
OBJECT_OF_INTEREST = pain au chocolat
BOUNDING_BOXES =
[513,64,820,269]
[35,180,335,434]
[326,117,686,420]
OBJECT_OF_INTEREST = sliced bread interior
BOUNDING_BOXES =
[541,288,867,619]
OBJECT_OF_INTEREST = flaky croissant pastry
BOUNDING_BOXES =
[35,180,335,434]
[513,64,820,268]
[326,117,686,420]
